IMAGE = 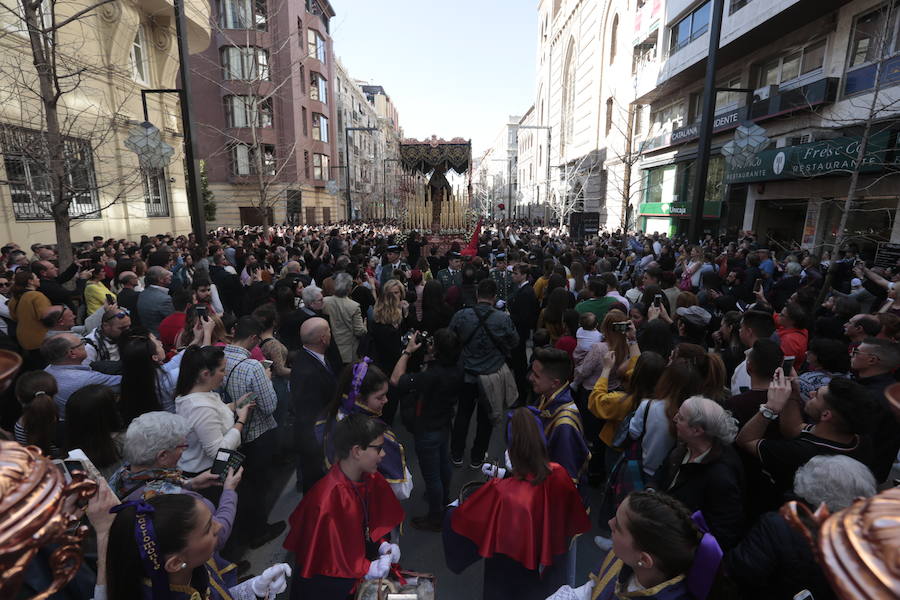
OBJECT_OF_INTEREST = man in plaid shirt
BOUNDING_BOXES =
[220,316,284,555]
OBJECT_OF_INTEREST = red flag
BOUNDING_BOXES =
[461,218,482,256]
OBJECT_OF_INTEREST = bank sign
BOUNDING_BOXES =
[725,131,896,184]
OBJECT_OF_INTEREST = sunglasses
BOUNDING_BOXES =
[0,282,8,287]
[102,308,130,321]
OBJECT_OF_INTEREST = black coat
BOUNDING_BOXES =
[209,265,243,315]
[117,287,141,323]
[290,347,338,424]
[725,510,836,600]
[653,442,746,550]
[507,282,539,342]
[279,307,344,368]
[37,263,78,309]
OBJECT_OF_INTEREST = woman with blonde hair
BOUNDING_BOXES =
[573,309,634,394]
[368,279,409,423]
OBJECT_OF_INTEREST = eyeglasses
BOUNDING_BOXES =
[850,348,878,359]
[69,341,85,350]
[173,443,189,450]
[366,443,385,453]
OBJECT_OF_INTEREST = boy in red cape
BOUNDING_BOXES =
[284,413,404,599]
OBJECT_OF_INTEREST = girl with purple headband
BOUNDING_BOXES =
[314,357,413,499]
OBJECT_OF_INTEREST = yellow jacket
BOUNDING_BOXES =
[587,354,639,447]
[84,282,115,316]
[9,290,51,350]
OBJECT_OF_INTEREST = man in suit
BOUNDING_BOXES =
[136,266,174,337]
[507,263,539,404]
[33,260,79,310]
[115,271,141,324]
[436,251,463,290]
[209,253,243,314]
[291,316,338,492]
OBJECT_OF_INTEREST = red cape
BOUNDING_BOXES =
[451,463,590,570]
[284,464,404,580]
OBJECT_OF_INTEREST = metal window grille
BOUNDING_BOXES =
[143,168,170,217]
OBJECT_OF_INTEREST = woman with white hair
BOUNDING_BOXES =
[107,411,243,549]
[726,455,876,599]
[322,272,368,365]
[651,395,746,550]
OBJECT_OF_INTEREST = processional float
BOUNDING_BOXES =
[398,136,472,233]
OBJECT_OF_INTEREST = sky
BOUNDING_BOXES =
[329,0,537,157]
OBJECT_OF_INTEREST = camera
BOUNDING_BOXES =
[612,321,630,333]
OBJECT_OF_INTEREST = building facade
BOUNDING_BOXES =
[193,0,339,227]
[360,84,403,219]
[334,62,380,220]
[633,0,900,254]
[0,0,210,246]
[476,115,522,220]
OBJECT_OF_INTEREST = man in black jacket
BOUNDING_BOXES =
[290,316,338,493]
[33,260,78,310]
[209,253,243,315]
[115,272,141,323]
[506,264,538,405]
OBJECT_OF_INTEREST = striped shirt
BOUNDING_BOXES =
[218,345,277,443]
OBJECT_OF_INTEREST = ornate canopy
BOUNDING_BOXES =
[400,136,471,175]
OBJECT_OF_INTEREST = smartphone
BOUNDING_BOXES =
[613,321,630,333]
[237,392,256,409]
[195,304,208,321]
[654,294,662,308]
[210,448,245,481]
[105,294,115,306]
[261,360,273,369]
[754,279,763,293]
[782,356,796,374]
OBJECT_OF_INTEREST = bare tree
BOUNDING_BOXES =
[547,152,604,229]
[1,0,145,270]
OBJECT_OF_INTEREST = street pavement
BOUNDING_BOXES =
[245,416,611,599]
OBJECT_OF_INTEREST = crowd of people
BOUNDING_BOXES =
[2,222,898,600]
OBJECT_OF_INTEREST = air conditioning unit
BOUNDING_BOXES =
[753,85,778,102]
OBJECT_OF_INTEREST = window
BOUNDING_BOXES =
[303,150,310,178]
[669,2,710,54]
[143,168,169,217]
[301,106,308,136]
[231,144,275,176]
[1,125,100,220]
[755,40,825,88]
[848,3,900,68]
[131,27,149,83]
[224,95,273,128]
[221,47,269,80]
[312,112,328,142]
[729,0,752,15]
[632,41,657,75]
[307,29,326,62]
[634,105,644,136]
[309,72,327,103]
[690,77,741,122]
[218,0,265,29]
[560,40,576,153]
[312,153,329,180]
[605,97,614,135]
[609,14,618,65]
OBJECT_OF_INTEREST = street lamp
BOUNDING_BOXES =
[383,158,400,220]
[344,126,378,221]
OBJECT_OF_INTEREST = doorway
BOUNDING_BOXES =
[753,199,807,248]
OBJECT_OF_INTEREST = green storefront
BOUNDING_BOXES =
[638,156,725,236]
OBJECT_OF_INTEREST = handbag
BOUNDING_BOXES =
[603,400,651,508]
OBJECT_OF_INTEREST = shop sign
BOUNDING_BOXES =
[670,108,743,145]
[638,201,722,218]
[724,131,893,184]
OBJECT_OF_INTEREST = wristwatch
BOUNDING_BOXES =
[401,350,412,357]
[758,404,779,420]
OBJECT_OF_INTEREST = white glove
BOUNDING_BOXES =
[481,463,507,479]
[546,580,596,600]
[447,499,460,508]
[250,563,292,597]
[364,554,392,580]
[495,299,506,309]
[504,449,513,472]
[378,541,401,563]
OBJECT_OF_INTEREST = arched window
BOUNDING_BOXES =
[609,14,619,65]
[560,39,576,155]
[605,97,614,136]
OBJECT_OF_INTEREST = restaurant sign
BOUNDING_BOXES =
[724,131,895,184]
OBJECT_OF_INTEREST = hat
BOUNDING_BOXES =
[448,251,461,260]
[851,278,862,288]
[676,306,712,327]
[386,245,400,253]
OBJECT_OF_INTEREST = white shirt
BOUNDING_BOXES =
[176,391,241,473]
[304,347,328,370]
[730,349,752,395]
